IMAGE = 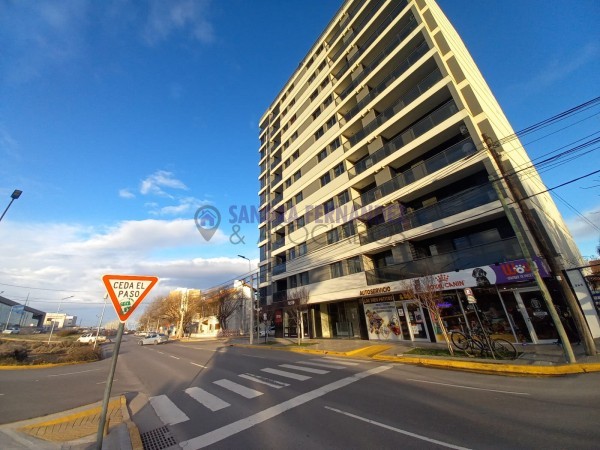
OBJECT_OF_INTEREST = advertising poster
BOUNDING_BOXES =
[363,296,403,341]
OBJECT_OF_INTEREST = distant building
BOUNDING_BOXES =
[0,295,45,328]
[43,313,77,329]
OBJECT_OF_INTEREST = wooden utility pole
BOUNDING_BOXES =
[483,134,589,362]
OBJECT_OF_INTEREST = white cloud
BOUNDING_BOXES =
[564,206,600,243]
[140,170,188,197]
[0,218,251,324]
[148,196,208,216]
[119,188,135,199]
[143,0,214,45]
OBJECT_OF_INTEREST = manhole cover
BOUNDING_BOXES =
[140,425,178,450]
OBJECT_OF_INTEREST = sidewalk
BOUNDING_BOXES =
[2,337,598,449]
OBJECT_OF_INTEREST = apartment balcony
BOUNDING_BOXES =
[271,192,283,208]
[273,262,287,276]
[365,237,523,285]
[359,183,497,246]
[343,39,429,122]
[347,67,443,147]
[272,290,288,302]
[353,137,476,208]
[333,1,412,81]
[272,238,286,251]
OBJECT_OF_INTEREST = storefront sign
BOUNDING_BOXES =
[360,286,391,296]
[363,294,395,304]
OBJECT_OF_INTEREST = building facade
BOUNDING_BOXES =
[257,0,596,344]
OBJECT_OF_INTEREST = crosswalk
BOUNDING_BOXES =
[149,357,367,426]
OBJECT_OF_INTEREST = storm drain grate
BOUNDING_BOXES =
[140,425,178,450]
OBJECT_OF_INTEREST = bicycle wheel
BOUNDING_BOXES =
[464,338,484,357]
[492,339,518,360]
[451,331,469,350]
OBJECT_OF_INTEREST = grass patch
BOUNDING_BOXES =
[406,347,467,357]
[0,339,102,366]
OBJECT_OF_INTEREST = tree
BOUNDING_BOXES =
[137,290,201,338]
[401,276,454,356]
[204,288,243,332]
[286,287,310,345]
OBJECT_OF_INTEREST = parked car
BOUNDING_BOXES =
[77,333,109,344]
[2,327,20,334]
[138,333,168,345]
[258,326,275,337]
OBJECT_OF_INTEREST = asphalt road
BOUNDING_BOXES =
[1,337,599,449]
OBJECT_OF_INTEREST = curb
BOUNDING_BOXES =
[120,395,144,450]
[231,343,600,376]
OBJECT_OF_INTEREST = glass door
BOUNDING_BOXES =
[403,302,429,341]
[515,289,558,343]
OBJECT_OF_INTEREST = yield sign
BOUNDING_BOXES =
[102,274,159,322]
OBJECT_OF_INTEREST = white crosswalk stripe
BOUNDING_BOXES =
[261,368,311,381]
[239,373,290,388]
[213,379,264,398]
[149,395,189,425]
[296,361,347,369]
[322,357,363,365]
[185,387,230,411]
[279,364,329,374]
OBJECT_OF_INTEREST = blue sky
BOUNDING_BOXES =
[1,0,599,326]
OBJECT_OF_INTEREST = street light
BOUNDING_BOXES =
[0,190,23,223]
[238,255,251,272]
[48,295,74,344]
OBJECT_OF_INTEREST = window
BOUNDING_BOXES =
[337,190,350,206]
[323,198,335,214]
[317,149,328,162]
[342,220,355,238]
[288,221,295,233]
[323,95,333,108]
[289,274,298,288]
[314,127,324,140]
[333,162,345,177]
[299,271,309,286]
[330,261,343,278]
[310,90,318,101]
[298,242,307,256]
[288,247,296,261]
[320,172,331,187]
[297,216,305,228]
[285,178,292,188]
[326,115,336,129]
[347,256,362,274]
[295,192,303,204]
[329,136,340,150]
[285,200,293,210]
[293,170,301,181]
[327,228,339,244]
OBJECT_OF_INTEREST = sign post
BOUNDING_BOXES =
[96,275,158,450]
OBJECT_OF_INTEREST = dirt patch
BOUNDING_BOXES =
[0,339,102,366]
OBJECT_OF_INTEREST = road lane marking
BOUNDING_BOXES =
[213,379,263,398]
[169,355,180,360]
[179,365,392,449]
[157,351,164,354]
[48,369,101,377]
[406,379,530,396]
[185,387,230,411]
[322,357,363,365]
[297,361,347,369]
[96,379,118,385]
[238,374,290,389]
[149,395,189,425]
[325,406,471,449]
[261,368,311,381]
[279,364,329,374]
[191,362,207,368]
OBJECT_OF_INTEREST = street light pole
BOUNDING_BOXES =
[0,190,23,223]
[238,255,254,344]
[48,295,74,344]
[94,294,108,350]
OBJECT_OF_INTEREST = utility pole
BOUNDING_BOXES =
[177,290,188,339]
[484,134,595,360]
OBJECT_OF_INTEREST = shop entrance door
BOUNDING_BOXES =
[514,289,558,343]
[400,302,429,341]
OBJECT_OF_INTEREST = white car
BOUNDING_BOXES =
[77,333,109,344]
[138,333,169,345]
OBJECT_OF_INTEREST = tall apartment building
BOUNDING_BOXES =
[257,0,598,344]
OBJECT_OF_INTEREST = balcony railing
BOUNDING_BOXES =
[326,0,378,48]
[273,238,286,251]
[359,183,497,246]
[353,137,476,208]
[272,290,288,302]
[333,2,412,80]
[273,262,287,275]
[365,237,523,285]
[343,39,428,123]
[348,67,442,147]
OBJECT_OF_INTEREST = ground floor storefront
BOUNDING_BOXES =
[270,257,588,345]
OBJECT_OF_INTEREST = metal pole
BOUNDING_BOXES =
[94,295,108,350]
[249,274,254,345]
[96,322,124,450]
[4,306,14,330]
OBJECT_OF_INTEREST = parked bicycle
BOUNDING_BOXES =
[450,329,518,360]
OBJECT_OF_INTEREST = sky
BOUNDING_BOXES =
[1,0,599,327]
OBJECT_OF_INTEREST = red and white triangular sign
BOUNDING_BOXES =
[102,274,159,323]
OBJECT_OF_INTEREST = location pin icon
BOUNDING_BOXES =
[194,206,221,241]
